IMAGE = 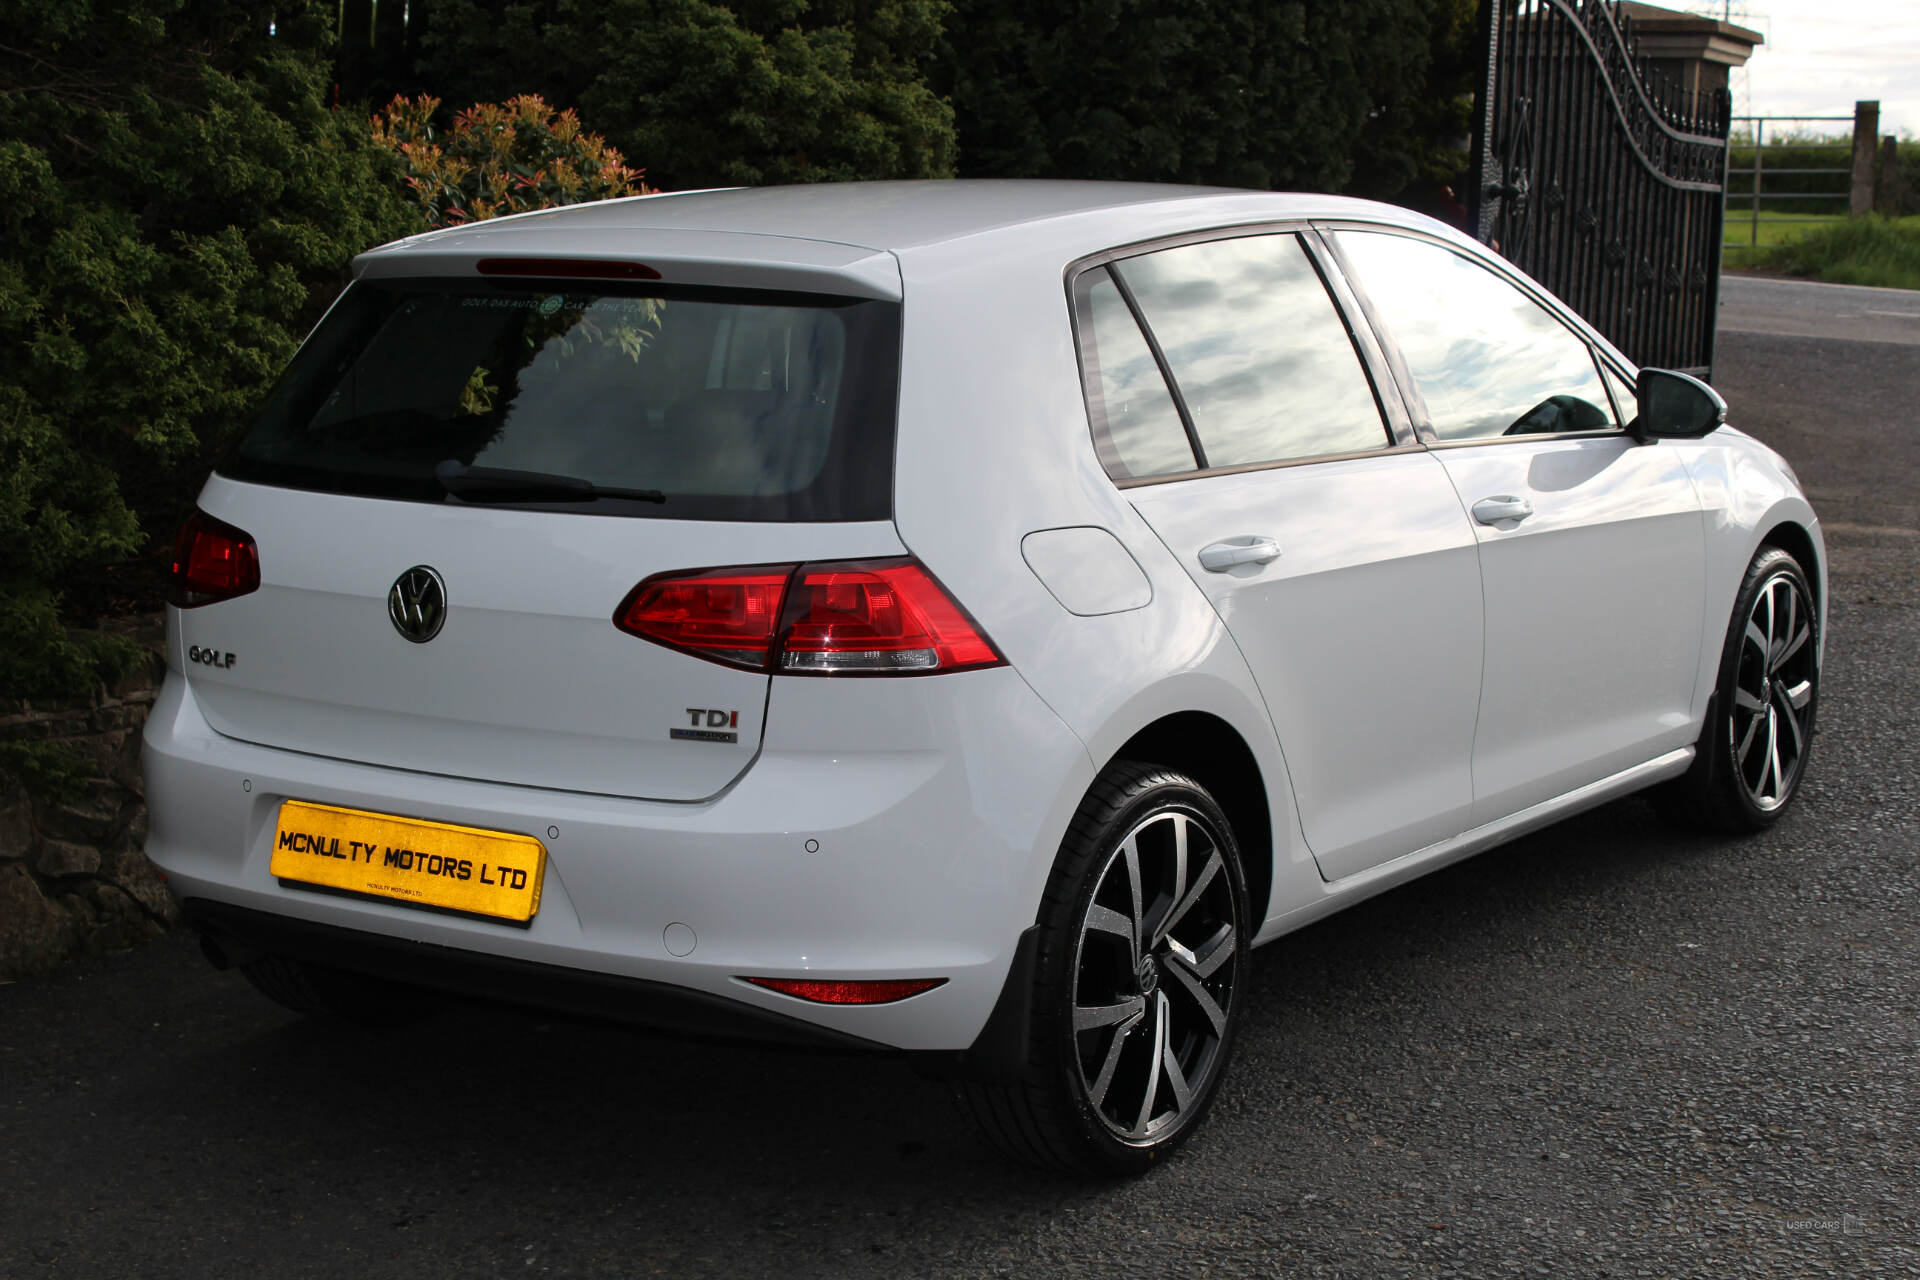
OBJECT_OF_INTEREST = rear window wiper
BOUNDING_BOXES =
[434,460,665,504]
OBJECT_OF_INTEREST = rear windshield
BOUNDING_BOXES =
[222,277,901,521]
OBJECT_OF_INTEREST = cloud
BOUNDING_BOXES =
[1728,1,1920,134]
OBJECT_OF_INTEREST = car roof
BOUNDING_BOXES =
[371,180,1452,258]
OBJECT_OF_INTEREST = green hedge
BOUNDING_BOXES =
[3,0,1483,710]
[402,0,959,189]
[932,0,1478,196]
[0,0,420,701]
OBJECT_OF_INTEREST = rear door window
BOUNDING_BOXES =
[225,279,901,522]
[1111,233,1391,468]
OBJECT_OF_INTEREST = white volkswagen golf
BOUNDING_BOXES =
[145,181,1823,1173]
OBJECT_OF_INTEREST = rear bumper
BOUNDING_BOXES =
[182,898,893,1051]
[143,665,1093,1053]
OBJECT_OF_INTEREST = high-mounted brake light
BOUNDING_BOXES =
[475,257,662,280]
[742,976,947,1005]
[613,557,1003,676]
[169,510,260,608]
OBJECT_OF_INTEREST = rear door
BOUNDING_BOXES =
[182,272,905,801]
[1078,230,1486,881]
[1330,229,1706,824]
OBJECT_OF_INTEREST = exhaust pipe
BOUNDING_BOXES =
[198,931,234,971]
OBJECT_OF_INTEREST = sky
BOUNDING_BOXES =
[1679,1,1920,137]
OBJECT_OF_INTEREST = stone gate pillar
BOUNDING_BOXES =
[1617,2,1762,101]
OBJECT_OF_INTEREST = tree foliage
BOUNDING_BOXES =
[0,0,1489,709]
[371,93,651,228]
[401,0,957,189]
[1346,0,1481,203]
[934,0,1476,196]
[0,0,419,699]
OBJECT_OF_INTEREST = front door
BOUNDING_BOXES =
[1434,436,1706,822]
[1331,228,1706,826]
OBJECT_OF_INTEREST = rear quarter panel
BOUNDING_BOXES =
[885,232,1315,933]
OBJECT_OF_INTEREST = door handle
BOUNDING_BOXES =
[1471,495,1535,525]
[1198,537,1282,573]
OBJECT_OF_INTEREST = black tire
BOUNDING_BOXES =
[241,954,437,1029]
[1657,546,1819,834]
[955,762,1250,1175]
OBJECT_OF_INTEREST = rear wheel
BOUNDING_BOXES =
[956,762,1249,1174]
[241,954,437,1029]
[1659,546,1819,833]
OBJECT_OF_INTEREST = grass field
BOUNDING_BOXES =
[1722,212,1849,270]
[1723,210,1845,248]
[1722,214,1920,289]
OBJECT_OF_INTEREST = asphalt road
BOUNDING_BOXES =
[1719,274,1920,347]
[4,278,1917,1279]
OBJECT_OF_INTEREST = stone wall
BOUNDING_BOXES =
[0,617,176,981]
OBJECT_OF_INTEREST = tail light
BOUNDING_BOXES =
[611,566,792,670]
[170,510,260,608]
[614,557,1002,676]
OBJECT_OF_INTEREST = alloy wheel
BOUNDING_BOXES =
[1731,569,1816,811]
[1070,807,1240,1144]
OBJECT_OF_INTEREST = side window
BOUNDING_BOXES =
[1336,231,1619,441]
[1113,234,1390,467]
[1079,269,1197,479]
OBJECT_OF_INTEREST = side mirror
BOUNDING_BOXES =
[1633,368,1727,441]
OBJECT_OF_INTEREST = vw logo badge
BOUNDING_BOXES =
[388,566,447,644]
[1137,955,1158,995]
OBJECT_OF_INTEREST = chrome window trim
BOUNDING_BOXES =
[1111,442,1432,489]
[1422,429,1628,451]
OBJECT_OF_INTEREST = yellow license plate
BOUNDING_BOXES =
[270,800,546,924]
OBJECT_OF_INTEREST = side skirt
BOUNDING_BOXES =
[1252,746,1695,946]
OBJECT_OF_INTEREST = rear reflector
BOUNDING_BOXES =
[170,510,260,608]
[476,257,662,280]
[614,557,1002,676]
[743,976,947,1005]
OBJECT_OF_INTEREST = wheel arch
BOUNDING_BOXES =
[1101,711,1274,932]
[1757,518,1822,624]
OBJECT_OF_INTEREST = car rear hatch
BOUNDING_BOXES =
[177,250,906,802]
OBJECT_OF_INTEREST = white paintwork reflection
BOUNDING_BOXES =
[182,474,907,801]
[1432,436,1706,823]
[1020,527,1152,616]
[1670,429,1826,720]
[1131,452,1483,878]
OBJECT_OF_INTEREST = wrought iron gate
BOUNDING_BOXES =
[1470,1,1730,377]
